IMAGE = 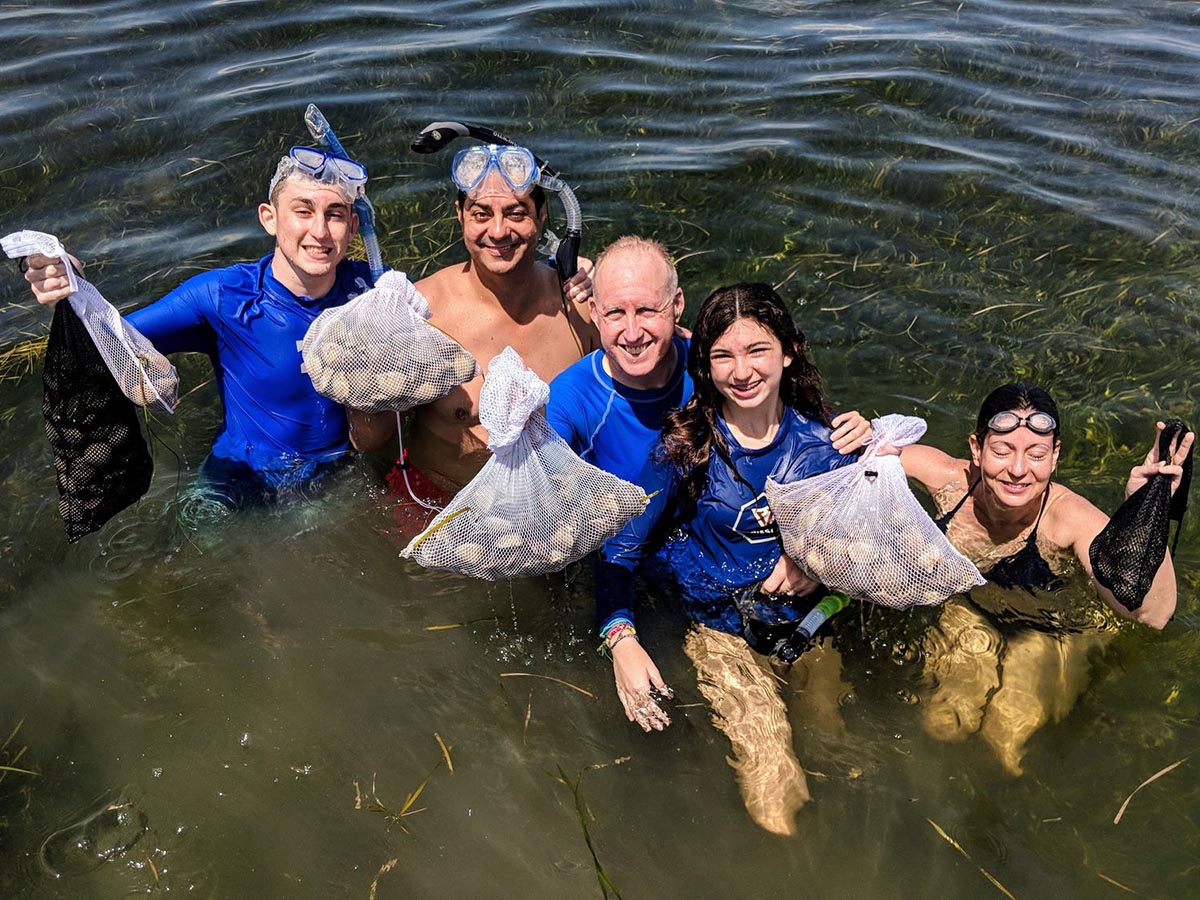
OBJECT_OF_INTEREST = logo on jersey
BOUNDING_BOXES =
[731,492,780,544]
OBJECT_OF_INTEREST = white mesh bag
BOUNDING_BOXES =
[299,270,476,413]
[402,346,649,580]
[2,230,178,412]
[766,414,984,609]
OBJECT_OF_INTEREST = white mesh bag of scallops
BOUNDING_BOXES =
[766,414,984,609]
[402,346,649,580]
[300,270,477,413]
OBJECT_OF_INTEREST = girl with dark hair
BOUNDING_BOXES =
[897,383,1192,775]
[595,282,868,835]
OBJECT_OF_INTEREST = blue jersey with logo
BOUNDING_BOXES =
[128,254,373,487]
[597,408,852,635]
[546,337,692,484]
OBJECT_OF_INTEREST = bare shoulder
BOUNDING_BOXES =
[415,264,469,312]
[899,443,967,494]
[1044,483,1109,546]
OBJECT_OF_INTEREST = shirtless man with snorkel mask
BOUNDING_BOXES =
[349,141,598,518]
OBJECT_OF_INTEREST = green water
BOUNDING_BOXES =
[1,1,1198,897]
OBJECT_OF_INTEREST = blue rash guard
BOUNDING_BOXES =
[545,337,692,483]
[127,254,373,490]
[597,408,853,636]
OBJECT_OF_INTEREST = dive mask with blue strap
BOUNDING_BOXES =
[268,146,368,202]
[451,144,540,196]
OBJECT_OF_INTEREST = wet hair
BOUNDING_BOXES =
[455,184,547,214]
[974,382,1061,445]
[267,158,357,208]
[660,282,830,509]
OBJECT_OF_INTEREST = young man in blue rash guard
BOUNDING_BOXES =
[22,147,375,504]
[546,235,869,589]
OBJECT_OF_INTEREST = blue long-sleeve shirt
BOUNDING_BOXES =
[597,408,853,635]
[128,254,372,486]
[545,337,692,484]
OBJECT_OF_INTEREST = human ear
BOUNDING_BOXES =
[258,202,277,236]
[968,433,983,467]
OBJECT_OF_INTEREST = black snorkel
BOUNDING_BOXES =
[411,121,582,282]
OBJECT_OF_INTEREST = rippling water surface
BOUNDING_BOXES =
[2,2,1199,897]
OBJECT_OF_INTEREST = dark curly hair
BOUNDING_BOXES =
[659,282,831,510]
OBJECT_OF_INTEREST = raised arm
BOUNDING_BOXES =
[1077,423,1194,628]
[23,251,84,306]
[897,442,966,495]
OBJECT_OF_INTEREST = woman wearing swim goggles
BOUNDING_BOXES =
[891,382,1190,776]
[451,144,539,195]
[985,411,1057,435]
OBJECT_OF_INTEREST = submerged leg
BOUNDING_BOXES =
[684,625,809,836]
[980,629,1106,776]
[920,598,1003,743]
[788,642,848,742]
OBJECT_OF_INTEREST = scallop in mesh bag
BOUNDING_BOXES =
[766,414,984,609]
[2,230,178,412]
[402,347,649,580]
[299,270,477,413]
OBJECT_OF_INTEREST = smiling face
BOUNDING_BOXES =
[456,172,546,277]
[708,317,793,418]
[969,407,1062,510]
[258,176,358,297]
[590,247,684,389]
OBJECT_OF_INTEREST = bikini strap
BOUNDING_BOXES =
[1024,482,1052,545]
[933,477,981,532]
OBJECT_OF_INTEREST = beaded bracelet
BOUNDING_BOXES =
[597,622,637,657]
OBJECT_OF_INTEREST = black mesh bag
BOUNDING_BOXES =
[1089,419,1192,611]
[42,300,153,542]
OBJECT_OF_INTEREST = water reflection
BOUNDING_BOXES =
[2,0,1199,897]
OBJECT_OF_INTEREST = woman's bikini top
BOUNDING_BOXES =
[935,478,1063,594]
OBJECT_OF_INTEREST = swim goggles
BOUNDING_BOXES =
[451,144,539,195]
[268,146,368,200]
[987,411,1057,435]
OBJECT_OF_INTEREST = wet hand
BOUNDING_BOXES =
[761,554,819,597]
[830,410,872,454]
[1127,422,1195,497]
[24,251,83,306]
[612,638,672,732]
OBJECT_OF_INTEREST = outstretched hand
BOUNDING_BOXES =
[611,638,673,732]
[1126,421,1194,498]
[23,251,83,306]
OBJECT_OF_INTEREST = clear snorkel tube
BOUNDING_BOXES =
[411,121,582,282]
[304,104,387,283]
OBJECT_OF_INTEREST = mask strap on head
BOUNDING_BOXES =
[411,119,583,282]
[267,155,361,205]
